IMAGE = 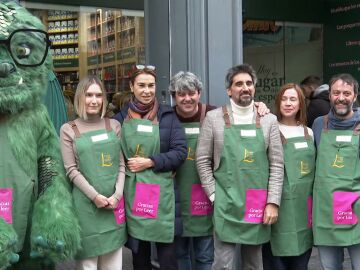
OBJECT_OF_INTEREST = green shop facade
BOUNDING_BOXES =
[22,0,360,108]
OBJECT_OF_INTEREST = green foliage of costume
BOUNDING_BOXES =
[0,1,81,269]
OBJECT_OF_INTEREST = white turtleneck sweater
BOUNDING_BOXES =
[230,99,254,124]
[209,99,255,203]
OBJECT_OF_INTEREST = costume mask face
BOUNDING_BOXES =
[0,1,52,114]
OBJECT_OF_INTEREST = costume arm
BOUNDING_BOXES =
[31,110,80,261]
[196,113,216,199]
[266,117,284,206]
[0,218,18,269]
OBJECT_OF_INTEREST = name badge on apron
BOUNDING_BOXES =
[132,183,160,219]
[333,191,360,225]
[244,189,267,223]
[294,142,308,149]
[91,133,108,142]
[185,127,200,134]
[241,130,256,137]
[137,125,153,133]
[336,136,352,142]
[0,188,13,224]
[190,184,213,216]
[114,197,126,225]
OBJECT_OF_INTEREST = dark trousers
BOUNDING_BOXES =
[262,242,312,270]
[132,240,178,270]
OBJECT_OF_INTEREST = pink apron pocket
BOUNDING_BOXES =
[244,189,267,223]
[132,183,160,219]
[190,184,213,216]
[114,197,126,224]
[333,191,360,225]
[307,196,313,228]
[0,188,13,224]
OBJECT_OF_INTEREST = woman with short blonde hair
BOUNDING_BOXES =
[60,75,127,270]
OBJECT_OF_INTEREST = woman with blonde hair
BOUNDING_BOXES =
[60,75,127,269]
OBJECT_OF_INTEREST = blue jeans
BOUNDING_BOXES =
[175,236,214,270]
[318,244,360,270]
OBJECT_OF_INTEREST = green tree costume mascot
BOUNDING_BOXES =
[0,1,80,269]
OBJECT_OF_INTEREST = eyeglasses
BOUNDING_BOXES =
[135,64,156,71]
[0,29,51,67]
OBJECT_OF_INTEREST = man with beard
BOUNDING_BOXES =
[312,73,360,270]
[196,64,284,270]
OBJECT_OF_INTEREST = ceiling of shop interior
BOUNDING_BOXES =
[26,0,345,23]
[26,0,144,10]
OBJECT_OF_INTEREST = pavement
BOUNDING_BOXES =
[57,246,352,270]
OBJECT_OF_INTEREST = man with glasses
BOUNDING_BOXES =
[196,64,284,270]
[0,2,80,269]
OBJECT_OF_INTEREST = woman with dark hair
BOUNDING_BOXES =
[262,83,316,270]
[114,65,187,270]
[60,75,127,269]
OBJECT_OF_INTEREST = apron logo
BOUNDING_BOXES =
[187,147,196,161]
[300,161,310,175]
[243,149,255,163]
[134,144,145,157]
[101,153,113,167]
[332,154,345,168]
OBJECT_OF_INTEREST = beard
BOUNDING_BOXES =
[234,94,253,106]
[332,101,353,117]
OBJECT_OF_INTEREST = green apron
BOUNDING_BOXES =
[176,106,213,237]
[313,115,360,246]
[70,118,126,259]
[213,106,270,244]
[121,112,175,243]
[270,127,315,256]
[0,122,36,252]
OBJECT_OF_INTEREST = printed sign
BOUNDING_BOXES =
[132,183,160,219]
[244,189,267,223]
[190,184,213,216]
[333,191,360,225]
[114,197,126,224]
[0,188,12,224]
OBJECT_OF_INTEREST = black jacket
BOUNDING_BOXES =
[114,103,187,252]
[307,89,330,128]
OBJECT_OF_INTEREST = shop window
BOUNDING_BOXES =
[243,20,323,109]
[22,2,145,105]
